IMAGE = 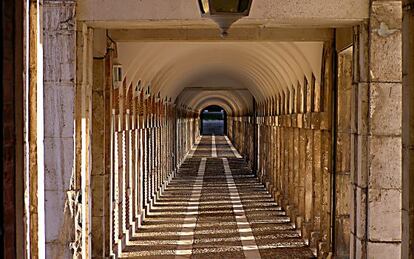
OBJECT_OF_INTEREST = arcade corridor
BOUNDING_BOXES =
[2,0,414,259]
[121,136,314,259]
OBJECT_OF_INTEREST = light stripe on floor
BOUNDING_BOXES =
[211,134,217,157]
[175,158,206,258]
[223,158,261,259]
[224,135,242,158]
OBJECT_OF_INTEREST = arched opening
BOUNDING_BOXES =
[200,105,227,135]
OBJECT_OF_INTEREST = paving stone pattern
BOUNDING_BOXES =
[121,136,315,259]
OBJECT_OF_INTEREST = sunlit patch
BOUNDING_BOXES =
[240,235,255,241]
[182,223,197,228]
[174,249,193,255]
[242,245,260,251]
[177,239,193,245]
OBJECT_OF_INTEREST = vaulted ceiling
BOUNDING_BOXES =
[117,42,324,114]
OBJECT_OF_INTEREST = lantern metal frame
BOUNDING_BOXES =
[197,0,253,37]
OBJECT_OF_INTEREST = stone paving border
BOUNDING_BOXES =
[211,135,217,157]
[175,158,206,258]
[223,158,262,259]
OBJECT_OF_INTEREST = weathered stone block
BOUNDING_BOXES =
[355,236,366,259]
[335,217,351,257]
[371,1,402,31]
[93,59,105,91]
[337,133,351,173]
[91,175,109,217]
[45,241,72,259]
[44,137,74,192]
[310,113,321,130]
[43,33,76,83]
[357,83,369,135]
[338,89,352,132]
[368,188,402,241]
[370,1,402,82]
[357,23,370,84]
[319,112,330,130]
[336,173,351,216]
[350,134,357,185]
[356,135,369,188]
[350,84,358,134]
[369,83,402,136]
[44,190,66,242]
[356,186,367,239]
[91,216,104,256]
[369,136,402,189]
[367,242,401,259]
[43,84,75,138]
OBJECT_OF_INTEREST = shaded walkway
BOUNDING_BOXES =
[121,136,314,258]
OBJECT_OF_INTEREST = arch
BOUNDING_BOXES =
[200,105,227,135]
[117,41,324,109]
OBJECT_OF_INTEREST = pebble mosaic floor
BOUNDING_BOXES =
[121,135,315,259]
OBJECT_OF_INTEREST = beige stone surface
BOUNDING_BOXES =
[354,236,366,259]
[336,173,351,216]
[367,242,401,259]
[43,85,75,139]
[370,1,402,82]
[369,83,402,136]
[44,138,74,191]
[357,83,369,135]
[370,30,402,82]
[369,136,402,189]
[43,2,78,258]
[355,186,367,239]
[44,190,67,242]
[368,188,402,241]
[77,0,368,26]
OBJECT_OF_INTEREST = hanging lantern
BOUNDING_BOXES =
[198,0,253,38]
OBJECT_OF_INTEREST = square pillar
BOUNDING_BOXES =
[352,1,403,258]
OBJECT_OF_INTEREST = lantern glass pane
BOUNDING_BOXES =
[199,0,210,13]
[210,0,240,13]
[238,0,250,12]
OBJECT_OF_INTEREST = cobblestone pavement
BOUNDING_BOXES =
[121,136,315,259]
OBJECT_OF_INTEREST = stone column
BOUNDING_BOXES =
[402,0,414,258]
[368,1,402,257]
[335,48,353,257]
[43,1,77,258]
[90,29,111,258]
[353,1,403,257]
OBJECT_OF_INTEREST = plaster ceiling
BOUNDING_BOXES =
[117,41,323,114]
[78,0,368,28]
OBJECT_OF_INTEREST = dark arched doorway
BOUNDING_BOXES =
[200,105,227,135]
